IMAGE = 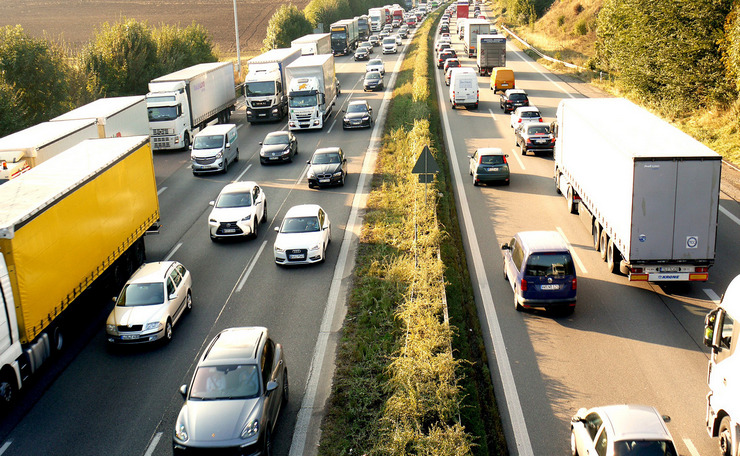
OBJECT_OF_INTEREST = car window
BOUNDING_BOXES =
[216,192,252,208]
[167,277,176,297]
[253,186,260,200]
[585,412,603,440]
[282,216,320,233]
[510,93,527,101]
[614,440,677,456]
[348,104,368,113]
[525,253,575,277]
[261,339,275,388]
[117,283,164,306]
[175,264,187,278]
[717,311,736,363]
[522,111,541,118]
[169,268,182,287]
[264,134,289,145]
[313,153,340,164]
[190,365,260,400]
[319,209,326,227]
[594,427,608,456]
[528,126,550,135]
[510,239,524,270]
[480,155,504,165]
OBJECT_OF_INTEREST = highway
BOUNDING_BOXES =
[436,8,739,456]
[0,34,409,456]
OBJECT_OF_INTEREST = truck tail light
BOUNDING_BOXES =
[520,278,527,291]
[696,267,708,273]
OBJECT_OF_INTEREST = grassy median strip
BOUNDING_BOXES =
[318,8,507,456]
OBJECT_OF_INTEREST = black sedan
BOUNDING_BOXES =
[514,123,556,155]
[363,71,384,91]
[307,147,347,188]
[259,130,297,164]
[343,100,374,129]
[354,46,370,61]
[500,89,529,113]
[439,23,449,34]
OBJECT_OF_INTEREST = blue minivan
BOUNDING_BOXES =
[501,231,577,313]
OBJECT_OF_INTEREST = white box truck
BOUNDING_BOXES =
[464,19,491,57]
[286,54,338,131]
[553,98,720,281]
[704,277,740,456]
[52,96,148,138]
[476,34,506,75]
[290,33,331,56]
[147,62,236,150]
[244,48,302,123]
[0,119,98,182]
[369,8,387,32]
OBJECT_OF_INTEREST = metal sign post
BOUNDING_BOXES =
[411,145,441,205]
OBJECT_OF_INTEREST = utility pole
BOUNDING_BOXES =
[233,0,242,76]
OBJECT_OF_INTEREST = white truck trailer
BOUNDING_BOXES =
[52,95,148,138]
[286,54,337,131]
[147,62,236,150]
[463,19,491,57]
[369,8,387,32]
[476,34,506,75]
[704,277,740,456]
[244,48,302,123]
[0,119,99,182]
[554,98,720,281]
[290,33,331,56]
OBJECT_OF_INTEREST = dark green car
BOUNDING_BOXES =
[469,148,510,186]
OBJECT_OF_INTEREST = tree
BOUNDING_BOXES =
[154,22,218,75]
[0,80,26,137]
[0,25,71,126]
[263,5,313,51]
[80,18,159,97]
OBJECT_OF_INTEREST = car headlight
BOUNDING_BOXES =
[309,243,321,251]
[275,246,285,253]
[282,147,291,155]
[190,155,196,160]
[215,151,223,159]
[332,171,343,177]
[175,423,188,442]
[307,169,315,178]
[241,419,259,439]
[106,324,118,335]
[362,116,370,121]
[144,321,162,332]
[241,214,252,221]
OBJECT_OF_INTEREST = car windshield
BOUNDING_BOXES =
[281,216,321,233]
[347,104,369,113]
[368,59,382,66]
[525,253,575,277]
[148,106,178,122]
[216,192,252,208]
[117,283,164,307]
[264,134,289,145]
[613,440,678,456]
[193,135,224,150]
[527,126,550,135]
[366,72,381,81]
[480,155,505,165]
[383,38,395,45]
[189,365,260,400]
[521,111,540,118]
[289,94,317,108]
[509,93,527,101]
[244,81,276,97]
[312,152,341,164]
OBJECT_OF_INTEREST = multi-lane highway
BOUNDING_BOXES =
[0,32,411,456]
[437,7,739,456]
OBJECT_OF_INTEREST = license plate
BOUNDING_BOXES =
[223,228,236,233]
[486,167,500,172]
[536,139,547,144]
[540,284,560,290]
[660,266,680,272]
[121,334,138,340]
[501,83,509,87]
[270,156,279,160]
[289,254,305,260]
[319,178,330,183]
[352,121,361,125]
[258,113,266,117]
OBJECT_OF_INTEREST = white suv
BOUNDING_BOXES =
[208,181,267,241]
[382,37,397,54]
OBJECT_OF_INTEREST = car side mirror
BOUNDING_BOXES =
[342,109,346,113]
[169,293,178,301]
[274,227,280,233]
[111,296,117,303]
[505,154,509,158]
[225,142,230,148]
[209,200,215,207]
[189,145,193,150]
[179,384,188,398]
[306,160,311,165]
[501,243,510,250]
[258,141,263,145]
[266,381,279,395]
[343,158,347,163]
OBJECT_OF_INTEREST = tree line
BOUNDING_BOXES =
[0,20,216,137]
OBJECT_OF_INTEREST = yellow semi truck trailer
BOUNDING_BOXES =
[0,135,159,407]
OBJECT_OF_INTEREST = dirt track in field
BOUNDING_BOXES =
[0,0,311,55]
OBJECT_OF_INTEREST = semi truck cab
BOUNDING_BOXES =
[244,69,286,122]
[288,78,327,130]
[147,82,190,151]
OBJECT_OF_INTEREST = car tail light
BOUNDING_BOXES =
[572,277,577,290]
[452,90,455,98]
[551,138,557,144]
[520,278,527,291]
[479,156,484,164]
[477,90,479,101]
[539,118,543,122]
[517,119,522,123]
[502,156,508,164]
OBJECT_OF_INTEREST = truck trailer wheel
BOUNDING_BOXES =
[599,231,609,261]
[592,223,601,251]
[719,416,733,456]
[0,370,17,410]
[607,239,622,274]
[567,187,578,214]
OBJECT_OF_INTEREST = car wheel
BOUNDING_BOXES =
[185,290,193,312]
[514,295,523,311]
[719,416,733,456]
[521,143,527,155]
[282,369,290,403]
[263,428,273,456]
[262,202,267,223]
[222,157,228,174]
[234,148,239,162]
[164,319,173,342]
[0,372,17,412]
[210,235,217,242]
[339,174,345,186]
[252,219,259,239]
[570,430,579,456]
[472,174,478,186]
[503,264,508,281]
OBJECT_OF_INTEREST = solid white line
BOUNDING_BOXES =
[164,242,182,262]
[510,148,526,170]
[704,288,721,305]
[720,204,740,227]
[0,440,12,455]
[555,227,588,274]
[517,46,576,98]
[157,186,167,196]
[143,432,162,456]
[683,438,701,456]
[436,44,535,456]
[236,241,268,292]
[289,38,404,456]
[235,163,252,182]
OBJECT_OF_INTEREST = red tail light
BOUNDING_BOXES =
[526,139,532,144]
[517,119,522,123]
[631,267,643,273]
[502,156,508,164]
[572,277,577,290]
[520,278,527,291]
[538,118,543,122]
[696,267,708,273]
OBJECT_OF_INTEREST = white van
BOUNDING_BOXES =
[449,69,479,110]
[190,124,239,175]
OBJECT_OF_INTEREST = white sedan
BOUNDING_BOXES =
[274,204,331,265]
[510,106,543,129]
[208,181,267,241]
[366,58,385,75]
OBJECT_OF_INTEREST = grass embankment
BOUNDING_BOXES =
[318,8,507,456]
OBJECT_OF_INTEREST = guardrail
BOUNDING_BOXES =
[500,24,587,71]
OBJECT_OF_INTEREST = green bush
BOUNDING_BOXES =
[557,15,565,27]
[573,18,588,36]
[0,80,26,137]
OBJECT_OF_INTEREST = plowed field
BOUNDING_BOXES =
[0,0,311,55]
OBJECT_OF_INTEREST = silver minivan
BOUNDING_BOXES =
[191,124,239,175]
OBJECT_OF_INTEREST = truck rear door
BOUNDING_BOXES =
[672,159,719,260]
[630,159,677,260]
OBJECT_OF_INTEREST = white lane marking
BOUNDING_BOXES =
[704,288,721,305]
[720,204,740,227]
[157,186,167,195]
[510,148,526,171]
[517,46,576,98]
[143,432,162,456]
[0,440,12,455]
[235,163,252,182]
[164,242,182,261]
[289,39,404,456]
[555,227,588,274]
[683,438,701,456]
[236,241,268,292]
[436,43,535,456]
